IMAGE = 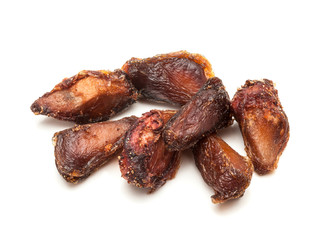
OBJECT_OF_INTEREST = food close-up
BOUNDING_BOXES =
[119,109,181,192]
[53,116,138,183]
[31,69,138,124]
[31,50,290,205]
[231,79,290,175]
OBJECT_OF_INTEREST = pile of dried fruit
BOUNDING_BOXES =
[31,51,290,204]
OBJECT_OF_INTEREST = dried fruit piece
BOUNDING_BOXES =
[163,77,233,151]
[53,116,138,183]
[119,110,181,192]
[193,133,253,204]
[231,79,290,175]
[31,70,138,124]
[122,50,214,106]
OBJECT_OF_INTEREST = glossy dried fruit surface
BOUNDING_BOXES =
[232,79,290,175]
[193,134,253,204]
[122,50,214,106]
[163,77,233,151]
[31,69,138,124]
[53,116,138,183]
[119,110,181,192]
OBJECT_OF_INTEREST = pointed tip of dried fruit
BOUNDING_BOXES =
[31,70,138,124]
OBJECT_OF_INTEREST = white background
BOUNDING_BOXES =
[1,0,319,239]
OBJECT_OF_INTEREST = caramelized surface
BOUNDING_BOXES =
[163,77,233,151]
[122,50,214,106]
[232,79,290,175]
[31,70,138,124]
[193,134,253,204]
[53,116,138,183]
[119,110,181,192]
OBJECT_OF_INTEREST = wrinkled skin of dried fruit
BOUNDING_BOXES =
[31,69,138,124]
[163,77,233,151]
[53,116,138,183]
[122,50,214,106]
[193,134,253,204]
[231,79,290,175]
[119,110,181,192]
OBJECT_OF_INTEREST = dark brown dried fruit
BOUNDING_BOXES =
[193,133,253,204]
[122,50,214,106]
[119,110,181,192]
[231,79,290,175]
[53,116,138,183]
[163,77,233,151]
[31,70,138,124]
